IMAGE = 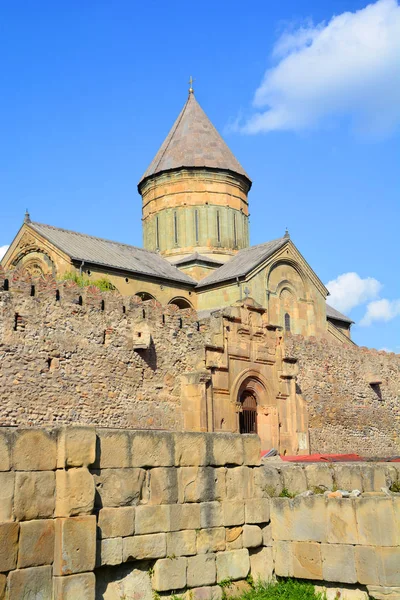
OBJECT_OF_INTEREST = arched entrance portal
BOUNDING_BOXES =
[239,391,257,434]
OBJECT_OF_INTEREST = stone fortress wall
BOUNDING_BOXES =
[0,426,399,600]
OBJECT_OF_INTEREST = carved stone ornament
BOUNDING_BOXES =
[19,233,38,250]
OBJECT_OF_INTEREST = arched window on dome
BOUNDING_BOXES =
[194,209,199,244]
[173,211,178,246]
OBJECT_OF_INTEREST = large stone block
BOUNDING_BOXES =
[0,431,10,471]
[201,501,224,528]
[56,467,95,517]
[169,503,201,531]
[18,519,54,568]
[271,498,293,541]
[211,434,244,466]
[356,497,396,546]
[0,522,19,572]
[292,541,323,580]
[95,564,153,600]
[304,464,334,492]
[333,464,363,491]
[123,533,166,561]
[93,468,145,508]
[98,506,135,539]
[153,557,187,592]
[327,498,358,544]
[216,549,250,582]
[0,471,14,521]
[13,429,56,471]
[0,575,5,600]
[149,467,178,504]
[174,432,207,466]
[167,530,196,557]
[197,527,226,554]
[274,540,293,577]
[226,526,243,550]
[243,524,262,548]
[223,501,245,526]
[135,505,170,534]
[98,537,123,566]
[53,573,95,600]
[321,544,357,583]
[131,431,174,467]
[95,429,130,468]
[186,586,223,600]
[253,465,283,497]
[226,467,253,500]
[250,547,273,582]
[54,516,97,575]
[378,547,400,587]
[291,496,327,543]
[367,586,400,600]
[355,546,380,585]
[262,523,272,546]
[178,467,225,503]
[245,498,270,524]
[281,465,308,494]
[188,554,216,587]
[57,426,96,468]
[361,465,387,492]
[8,566,52,599]
[14,471,55,520]
[242,435,261,466]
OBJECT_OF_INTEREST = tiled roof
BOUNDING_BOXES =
[196,238,289,288]
[326,303,354,324]
[30,222,196,285]
[139,93,250,186]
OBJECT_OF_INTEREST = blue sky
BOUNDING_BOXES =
[0,0,399,351]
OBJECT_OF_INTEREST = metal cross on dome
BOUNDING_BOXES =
[188,76,195,94]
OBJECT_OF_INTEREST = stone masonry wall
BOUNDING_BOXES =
[285,333,400,456]
[0,269,206,430]
[1,426,400,600]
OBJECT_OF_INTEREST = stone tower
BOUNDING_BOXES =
[138,90,252,263]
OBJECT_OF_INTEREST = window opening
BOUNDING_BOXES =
[195,210,199,244]
[233,213,237,247]
[174,211,178,246]
[284,312,291,332]
[239,391,257,434]
[216,211,221,244]
[156,215,160,250]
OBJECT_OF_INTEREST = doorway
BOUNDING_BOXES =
[239,391,257,434]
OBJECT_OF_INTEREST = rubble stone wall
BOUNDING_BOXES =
[285,333,400,456]
[1,426,400,599]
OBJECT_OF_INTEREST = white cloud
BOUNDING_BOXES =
[0,245,9,260]
[240,0,400,136]
[360,298,400,325]
[326,272,381,312]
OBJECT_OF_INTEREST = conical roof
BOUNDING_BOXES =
[139,93,251,187]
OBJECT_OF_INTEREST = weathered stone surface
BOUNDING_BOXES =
[169,503,201,531]
[56,467,95,517]
[242,435,261,466]
[226,466,253,500]
[131,431,174,467]
[57,426,96,468]
[167,530,196,556]
[226,528,243,550]
[185,587,223,600]
[149,467,178,504]
[245,498,270,524]
[242,524,262,548]
[123,533,166,561]
[201,501,224,528]
[13,429,56,470]
[0,431,10,471]
[98,507,135,539]
[174,432,207,466]
[54,516,97,575]
[93,468,145,508]
[8,566,52,599]
[274,540,293,577]
[153,557,187,592]
[53,573,95,600]
[333,464,363,492]
[0,471,14,521]
[14,471,55,520]
[211,434,243,466]
[98,537,123,566]
[361,464,387,492]
[187,553,217,587]
[315,586,369,600]
[0,575,5,600]
[250,546,273,581]
[96,565,153,600]
[355,546,380,585]
[293,496,327,542]
[321,543,357,583]
[223,500,245,526]
[292,541,323,580]
[378,547,400,586]
[216,548,250,582]
[356,497,396,546]
[18,519,54,568]
[197,527,226,554]
[281,465,308,494]
[135,505,170,534]
[253,465,283,497]
[327,498,358,544]
[262,523,272,546]
[179,466,225,503]
[304,464,334,492]
[95,429,130,468]
[0,522,19,572]
[367,586,400,600]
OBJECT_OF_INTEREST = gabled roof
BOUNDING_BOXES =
[139,93,251,187]
[196,237,288,288]
[326,303,354,324]
[172,252,224,267]
[29,222,196,285]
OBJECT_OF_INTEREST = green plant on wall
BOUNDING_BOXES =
[61,272,116,291]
